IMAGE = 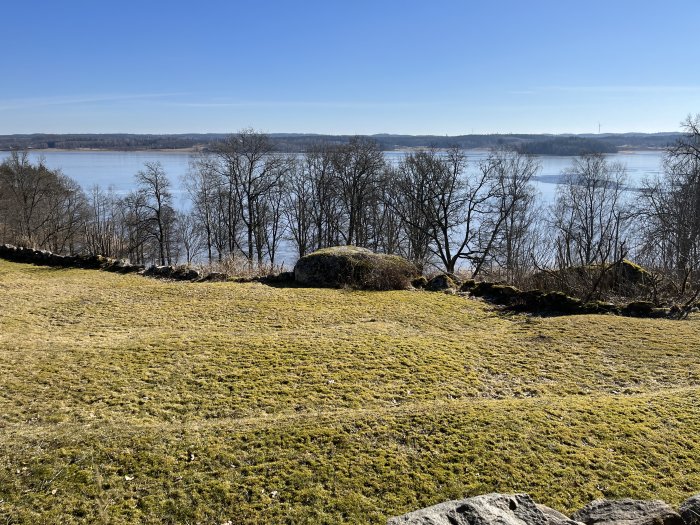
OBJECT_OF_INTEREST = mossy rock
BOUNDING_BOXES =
[617,259,652,286]
[532,259,652,297]
[622,301,656,317]
[470,281,495,296]
[582,301,620,315]
[103,259,144,274]
[539,291,583,314]
[258,271,296,286]
[459,279,476,292]
[143,265,200,280]
[199,272,228,282]
[470,282,521,305]
[293,246,419,291]
[411,276,428,289]
[519,289,545,302]
[425,274,456,292]
[171,266,201,281]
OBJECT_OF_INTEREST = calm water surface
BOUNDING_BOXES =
[0,149,665,206]
[0,149,666,266]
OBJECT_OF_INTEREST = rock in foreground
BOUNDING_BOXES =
[537,504,584,525]
[572,499,683,525]
[294,246,419,290]
[388,493,547,525]
[680,495,700,525]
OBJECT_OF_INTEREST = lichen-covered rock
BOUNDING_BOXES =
[425,274,456,292]
[294,246,418,290]
[571,499,683,525]
[388,493,546,525]
[679,494,700,525]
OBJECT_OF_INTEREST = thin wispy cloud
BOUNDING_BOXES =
[533,85,700,94]
[162,99,442,109]
[0,93,183,112]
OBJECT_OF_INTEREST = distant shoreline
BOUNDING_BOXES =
[3,146,668,156]
[0,132,680,155]
[14,147,201,153]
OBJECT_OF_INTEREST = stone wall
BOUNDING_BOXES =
[0,244,204,281]
[0,243,297,284]
[0,244,144,273]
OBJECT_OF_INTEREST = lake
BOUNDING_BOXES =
[0,149,666,207]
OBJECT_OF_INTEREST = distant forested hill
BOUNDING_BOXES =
[516,136,618,155]
[0,132,681,153]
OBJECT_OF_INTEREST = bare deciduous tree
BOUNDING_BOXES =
[551,153,630,269]
[134,162,176,266]
[175,210,204,265]
[331,136,385,246]
[387,148,537,275]
[185,153,227,263]
[474,149,540,281]
[0,150,87,251]
[641,115,700,285]
[212,129,290,266]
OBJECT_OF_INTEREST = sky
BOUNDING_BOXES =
[1,0,698,135]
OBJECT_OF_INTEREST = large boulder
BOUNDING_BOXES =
[679,495,700,525]
[387,493,547,525]
[294,246,419,290]
[571,499,683,525]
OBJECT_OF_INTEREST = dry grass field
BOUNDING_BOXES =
[1,259,699,524]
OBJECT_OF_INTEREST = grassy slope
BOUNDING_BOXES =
[0,260,699,524]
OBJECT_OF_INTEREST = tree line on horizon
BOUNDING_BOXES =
[0,117,699,302]
[0,131,681,155]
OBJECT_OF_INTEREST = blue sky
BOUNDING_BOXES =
[1,0,698,134]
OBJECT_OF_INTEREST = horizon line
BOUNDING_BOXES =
[0,130,682,137]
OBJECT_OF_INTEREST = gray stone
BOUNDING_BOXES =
[679,495,700,525]
[571,499,683,525]
[537,504,583,525]
[387,493,546,525]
